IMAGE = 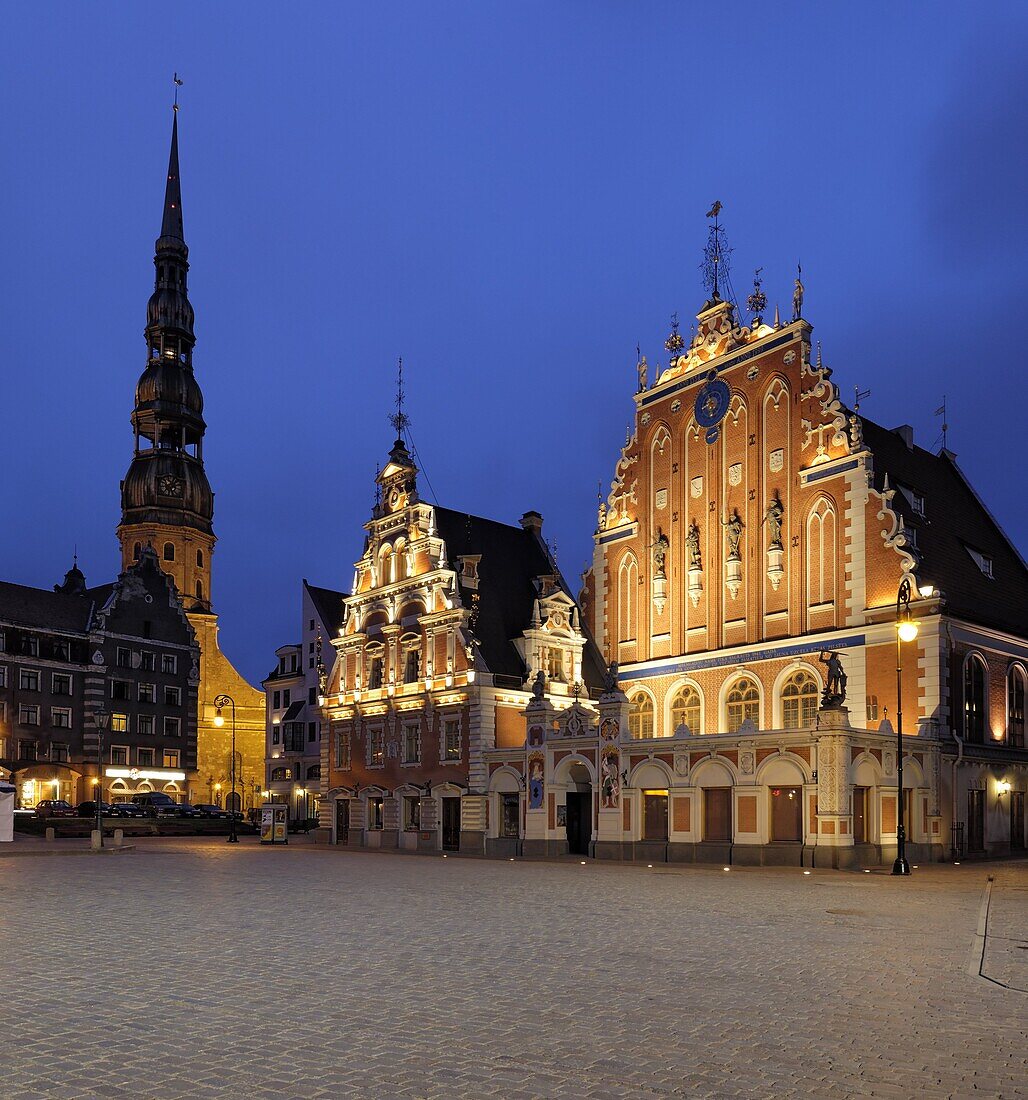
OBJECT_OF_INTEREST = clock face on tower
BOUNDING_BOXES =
[158,474,184,497]
[389,487,405,512]
[694,371,731,444]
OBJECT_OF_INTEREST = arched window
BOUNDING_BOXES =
[806,498,837,608]
[963,654,987,744]
[271,767,289,782]
[617,554,638,643]
[781,669,819,729]
[670,685,701,736]
[163,543,175,562]
[1007,666,1025,747]
[726,677,760,733]
[133,542,141,561]
[307,764,321,781]
[195,580,203,601]
[196,549,204,568]
[629,692,654,740]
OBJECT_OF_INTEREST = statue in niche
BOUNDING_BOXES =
[686,521,702,569]
[721,511,744,560]
[651,528,669,578]
[762,494,785,549]
[818,650,847,707]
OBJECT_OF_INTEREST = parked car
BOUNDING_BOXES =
[175,802,203,818]
[76,800,118,818]
[112,801,146,817]
[130,792,181,818]
[34,799,76,818]
[193,804,226,818]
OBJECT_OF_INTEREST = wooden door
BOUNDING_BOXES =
[335,799,349,844]
[770,786,802,842]
[442,798,461,851]
[704,788,732,842]
[1011,791,1025,850]
[643,793,668,841]
[967,789,985,851]
[852,787,868,844]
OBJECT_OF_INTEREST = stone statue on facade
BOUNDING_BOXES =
[603,660,620,695]
[637,353,648,394]
[818,650,847,707]
[532,669,546,701]
[762,494,785,549]
[652,528,669,578]
[686,521,702,569]
[722,511,744,560]
[793,263,804,321]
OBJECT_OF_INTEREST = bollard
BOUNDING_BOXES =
[114,828,124,846]
[90,829,102,851]
[45,827,56,842]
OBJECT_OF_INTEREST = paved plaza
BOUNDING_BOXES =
[1,840,1025,1099]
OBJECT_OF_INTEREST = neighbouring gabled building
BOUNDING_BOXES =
[262,580,345,824]
[0,547,199,807]
[577,268,1027,865]
[317,431,606,854]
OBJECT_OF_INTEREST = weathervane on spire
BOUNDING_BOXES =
[173,72,183,111]
[388,356,410,439]
[746,267,767,325]
[702,200,730,301]
[664,311,685,363]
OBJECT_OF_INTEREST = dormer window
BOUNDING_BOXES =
[896,483,925,518]
[965,546,994,578]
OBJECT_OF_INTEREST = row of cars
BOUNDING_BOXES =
[33,793,242,820]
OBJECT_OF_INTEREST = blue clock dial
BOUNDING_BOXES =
[694,373,730,443]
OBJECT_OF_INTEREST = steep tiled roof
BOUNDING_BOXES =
[434,507,606,687]
[0,581,96,634]
[862,417,1028,634]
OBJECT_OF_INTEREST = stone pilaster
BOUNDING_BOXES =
[814,705,855,865]
[595,689,630,856]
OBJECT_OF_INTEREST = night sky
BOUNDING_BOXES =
[3,3,1026,684]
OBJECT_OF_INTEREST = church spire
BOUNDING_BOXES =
[160,108,185,245]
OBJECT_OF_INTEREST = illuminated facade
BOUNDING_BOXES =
[318,434,605,853]
[116,108,264,813]
[573,281,1028,863]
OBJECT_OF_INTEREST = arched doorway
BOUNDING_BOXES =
[564,762,592,856]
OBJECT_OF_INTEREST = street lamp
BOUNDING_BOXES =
[213,694,238,844]
[893,578,919,876]
[94,705,110,848]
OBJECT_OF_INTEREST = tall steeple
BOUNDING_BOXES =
[117,103,215,611]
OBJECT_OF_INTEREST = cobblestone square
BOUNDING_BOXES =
[1,840,1025,1099]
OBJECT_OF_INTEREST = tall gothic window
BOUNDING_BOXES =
[963,654,987,744]
[726,677,760,733]
[1007,666,1025,747]
[781,669,819,729]
[196,549,204,568]
[806,498,836,608]
[670,685,701,736]
[629,692,654,740]
[617,554,638,643]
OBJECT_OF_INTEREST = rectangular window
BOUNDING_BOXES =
[110,746,129,766]
[164,717,181,738]
[283,689,291,707]
[52,672,72,695]
[52,640,70,661]
[282,722,305,752]
[0,631,5,652]
[18,739,38,760]
[369,727,384,766]
[501,793,520,838]
[138,683,156,703]
[138,748,155,767]
[140,651,154,671]
[137,714,154,736]
[273,690,280,709]
[161,654,177,675]
[368,657,383,690]
[110,680,130,701]
[272,726,280,744]
[24,637,39,657]
[163,749,180,769]
[334,724,350,769]
[0,665,6,688]
[403,722,420,764]
[19,704,40,726]
[116,647,130,668]
[404,795,421,831]
[52,742,69,763]
[404,649,420,684]
[308,721,317,743]
[308,686,316,705]
[444,718,461,761]
[164,686,181,707]
[51,707,72,729]
[309,655,315,669]
[866,695,879,723]
[368,797,384,830]
[546,647,564,681]
[19,668,40,691]
[111,713,129,734]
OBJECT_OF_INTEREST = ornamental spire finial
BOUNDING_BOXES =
[388,356,410,440]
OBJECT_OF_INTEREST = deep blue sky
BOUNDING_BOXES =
[3,3,1027,683]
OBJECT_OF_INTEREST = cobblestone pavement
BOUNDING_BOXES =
[2,839,1025,1099]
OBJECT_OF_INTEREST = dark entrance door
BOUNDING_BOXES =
[564,792,591,855]
[967,789,985,852]
[852,787,869,844]
[335,799,349,844]
[770,786,802,842]
[442,798,461,851]
[1010,791,1025,851]
[704,788,732,842]
[643,793,669,841]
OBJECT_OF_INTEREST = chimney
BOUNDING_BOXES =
[519,511,543,535]
[892,424,914,450]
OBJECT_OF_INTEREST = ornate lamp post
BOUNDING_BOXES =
[94,705,110,847]
[893,579,919,876]
[213,694,238,844]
